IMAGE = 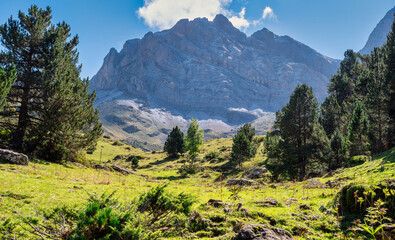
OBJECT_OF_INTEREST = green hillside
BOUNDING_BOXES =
[1,136,394,239]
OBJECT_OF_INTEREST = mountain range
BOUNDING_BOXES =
[90,9,394,150]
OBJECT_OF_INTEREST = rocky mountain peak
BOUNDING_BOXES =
[90,14,340,150]
[360,6,395,55]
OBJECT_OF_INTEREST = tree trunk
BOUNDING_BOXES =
[12,82,29,149]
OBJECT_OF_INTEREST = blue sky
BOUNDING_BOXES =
[0,0,393,79]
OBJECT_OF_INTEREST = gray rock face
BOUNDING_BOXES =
[92,14,339,113]
[234,224,294,240]
[0,149,29,165]
[91,14,340,150]
[360,7,395,55]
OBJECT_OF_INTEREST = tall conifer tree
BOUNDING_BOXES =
[0,5,102,161]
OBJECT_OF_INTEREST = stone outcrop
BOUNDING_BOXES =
[234,224,293,240]
[0,149,29,165]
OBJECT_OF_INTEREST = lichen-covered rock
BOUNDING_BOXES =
[0,149,29,165]
[234,224,293,240]
[246,167,268,179]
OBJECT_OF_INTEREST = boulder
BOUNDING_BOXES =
[207,199,226,208]
[227,178,255,186]
[111,165,138,175]
[246,167,268,179]
[234,224,293,240]
[94,164,110,171]
[304,179,324,189]
[0,149,29,165]
[299,204,311,210]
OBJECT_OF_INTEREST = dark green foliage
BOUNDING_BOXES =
[185,118,204,159]
[385,14,395,148]
[337,180,395,218]
[164,126,186,157]
[346,102,370,157]
[0,5,102,161]
[366,47,389,154]
[346,155,368,167]
[70,192,135,240]
[230,131,251,169]
[204,151,219,161]
[178,162,199,175]
[21,186,195,239]
[127,156,139,169]
[266,84,329,180]
[328,50,360,106]
[137,184,195,229]
[320,95,341,138]
[230,124,256,169]
[238,123,255,142]
[328,128,347,170]
[0,65,16,110]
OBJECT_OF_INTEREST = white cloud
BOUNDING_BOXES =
[228,7,250,30]
[252,6,277,26]
[137,0,276,31]
[137,0,232,30]
[262,6,276,20]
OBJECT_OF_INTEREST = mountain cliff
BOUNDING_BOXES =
[90,14,340,150]
[360,6,395,55]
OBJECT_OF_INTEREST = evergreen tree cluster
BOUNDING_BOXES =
[265,15,395,180]
[163,119,203,159]
[0,5,102,162]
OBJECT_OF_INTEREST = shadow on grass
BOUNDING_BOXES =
[156,175,188,181]
[149,155,181,166]
[378,147,395,164]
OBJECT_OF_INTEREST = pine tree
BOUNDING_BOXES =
[329,128,346,170]
[230,131,251,170]
[0,66,16,110]
[185,118,204,159]
[385,14,395,148]
[273,84,329,180]
[366,47,389,154]
[346,102,370,156]
[164,126,185,157]
[0,5,102,161]
[320,94,341,138]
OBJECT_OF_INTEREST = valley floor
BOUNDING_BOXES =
[0,137,394,239]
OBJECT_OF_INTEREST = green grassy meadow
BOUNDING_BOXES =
[0,136,394,239]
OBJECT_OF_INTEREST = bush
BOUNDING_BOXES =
[345,155,368,167]
[138,184,195,231]
[204,151,219,161]
[20,186,195,239]
[178,162,199,175]
[103,135,111,139]
[112,141,123,146]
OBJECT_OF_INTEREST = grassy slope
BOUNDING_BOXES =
[0,137,394,239]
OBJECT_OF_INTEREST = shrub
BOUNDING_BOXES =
[178,162,199,175]
[103,135,111,139]
[205,151,219,161]
[345,155,368,167]
[20,186,195,239]
[112,141,123,146]
[131,157,139,169]
[137,184,195,231]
